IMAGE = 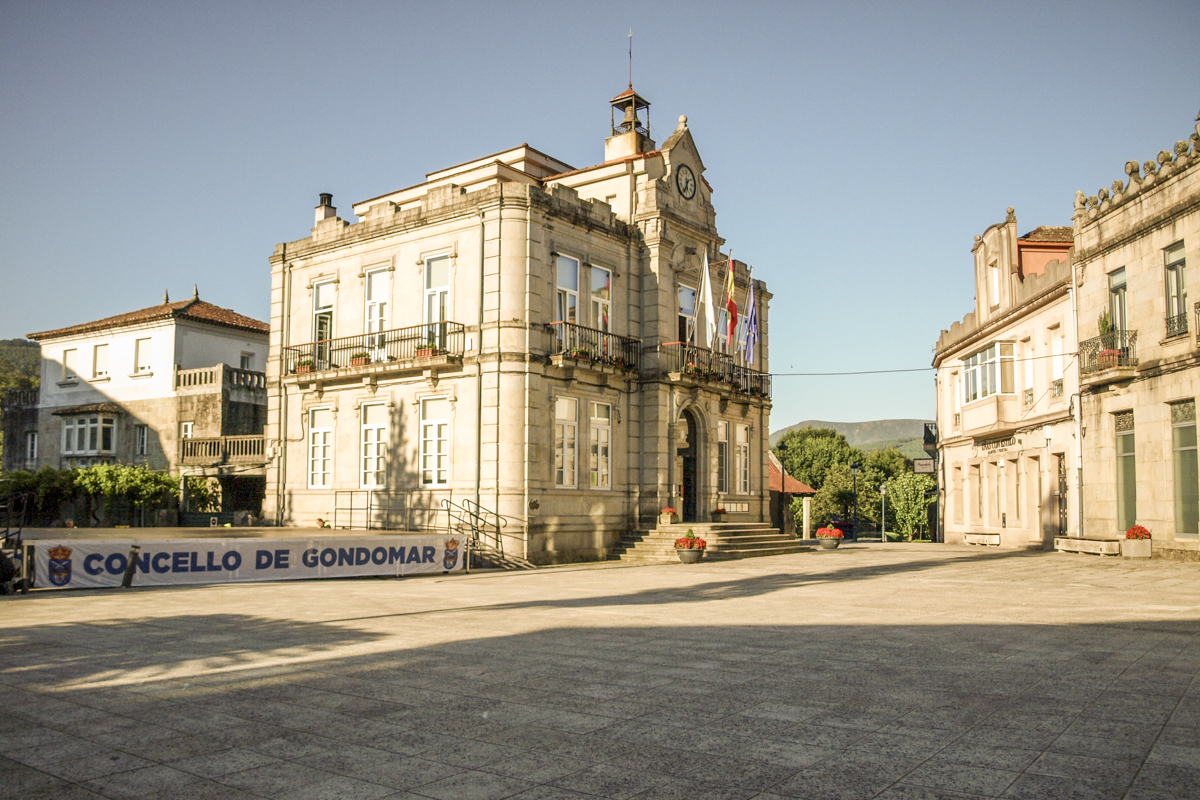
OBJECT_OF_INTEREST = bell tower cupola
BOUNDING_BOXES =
[606,86,655,161]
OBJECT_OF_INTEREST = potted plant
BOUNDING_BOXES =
[415,338,439,358]
[1122,525,1151,558]
[349,351,370,367]
[1097,348,1121,369]
[674,529,707,563]
[815,526,844,550]
[295,359,314,374]
[659,507,677,526]
[711,507,727,523]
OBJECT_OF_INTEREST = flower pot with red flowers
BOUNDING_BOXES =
[711,507,727,523]
[349,352,371,367]
[675,529,707,563]
[1122,525,1151,558]
[1097,348,1120,370]
[659,507,677,526]
[816,526,844,549]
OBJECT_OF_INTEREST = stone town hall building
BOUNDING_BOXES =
[263,88,773,563]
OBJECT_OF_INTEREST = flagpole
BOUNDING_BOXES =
[738,267,754,363]
[721,250,734,352]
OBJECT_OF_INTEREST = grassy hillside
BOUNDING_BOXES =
[770,419,931,448]
[859,437,927,461]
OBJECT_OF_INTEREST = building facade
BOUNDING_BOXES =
[263,89,773,563]
[1074,114,1200,558]
[6,291,270,512]
[933,209,1078,548]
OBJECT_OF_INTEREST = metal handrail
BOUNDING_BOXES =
[1167,312,1188,339]
[285,321,465,373]
[550,322,641,372]
[441,498,506,553]
[1079,330,1138,375]
[656,342,771,398]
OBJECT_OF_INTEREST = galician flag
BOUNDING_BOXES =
[724,258,738,348]
[745,278,759,365]
[699,252,716,347]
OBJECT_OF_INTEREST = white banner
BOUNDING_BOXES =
[34,535,465,590]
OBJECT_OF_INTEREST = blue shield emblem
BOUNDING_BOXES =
[443,539,460,570]
[48,545,72,586]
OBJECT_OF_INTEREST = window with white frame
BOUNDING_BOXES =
[26,431,37,462]
[1166,242,1187,334]
[1023,339,1034,394]
[313,281,335,371]
[92,344,108,378]
[308,408,333,488]
[180,421,193,439]
[717,421,729,493]
[240,352,253,370]
[591,266,611,332]
[735,424,750,494]
[365,269,389,336]
[134,424,148,456]
[63,416,116,455]
[962,342,1014,403]
[988,262,1000,307]
[556,255,579,329]
[589,402,610,489]
[62,348,77,381]
[1051,327,1064,382]
[425,256,450,348]
[361,403,387,488]
[554,397,577,487]
[677,285,696,343]
[134,338,152,373]
[420,397,450,486]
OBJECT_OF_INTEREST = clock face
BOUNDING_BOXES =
[676,164,696,200]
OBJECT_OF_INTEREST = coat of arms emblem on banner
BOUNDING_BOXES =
[48,546,73,586]
[443,539,460,570]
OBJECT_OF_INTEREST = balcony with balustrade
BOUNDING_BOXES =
[179,434,266,468]
[653,342,771,400]
[1079,330,1138,387]
[548,322,641,377]
[283,322,466,384]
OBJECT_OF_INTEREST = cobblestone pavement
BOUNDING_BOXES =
[2,544,1199,799]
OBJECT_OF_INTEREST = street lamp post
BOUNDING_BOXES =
[881,483,887,544]
[850,462,860,542]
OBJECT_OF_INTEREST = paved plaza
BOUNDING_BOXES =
[2,544,1199,800]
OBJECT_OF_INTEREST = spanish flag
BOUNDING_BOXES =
[724,263,738,348]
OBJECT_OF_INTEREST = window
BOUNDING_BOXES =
[361,404,387,488]
[591,267,611,333]
[554,397,577,487]
[717,421,729,493]
[589,402,611,489]
[425,256,450,348]
[313,282,334,367]
[180,421,193,439]
[989,262,1000,307]
[134,338,152,373]
[26,431,37,462]
[62,348,77,381]
[308,408,333,488]
[1051,326,1064,382]
[735,424,750,494]
[134,424,148,456]
[420,397,450,486]
[366,269,389,336]
[93,344,108,378]
[962,343,1014,403]
[1013,459,1021,522]
[1166,243,1187,337]
[1115,411,1136,533]
[677,285,696,343]
[1172,400,1198,537]
[63,416,115,455]
[1023,340,1034,395]
[240,352,253,371]
[1109,268,1127,333]
[556,256,578,331]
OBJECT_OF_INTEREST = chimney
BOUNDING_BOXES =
[315,193,336,225]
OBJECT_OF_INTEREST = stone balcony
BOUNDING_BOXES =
[283,322,465,385]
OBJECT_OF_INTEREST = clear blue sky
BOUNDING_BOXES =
[3,1,1198,431]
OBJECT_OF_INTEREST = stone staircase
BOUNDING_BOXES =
[608,522,814,562]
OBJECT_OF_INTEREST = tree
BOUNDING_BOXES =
[774,427,862,491]
[886,472,937,539]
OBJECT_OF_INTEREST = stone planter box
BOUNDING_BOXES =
[659,513,678,526]
[1122,539,1151,558]
[711,512,726,523]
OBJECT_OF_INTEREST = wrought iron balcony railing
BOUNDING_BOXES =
[180,435,266,466]
[550,322,641,372]
[1051,378,1064,397]
[1167,312,1188,338]
[1024,388,1034,406]
[285,322,465,374]
[953,413,960,427]
[1079,330,1138,376]
[657,342,771,398]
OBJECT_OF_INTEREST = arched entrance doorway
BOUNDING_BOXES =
[676,409,700,522]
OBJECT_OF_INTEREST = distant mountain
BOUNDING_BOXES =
[769,419,932,450]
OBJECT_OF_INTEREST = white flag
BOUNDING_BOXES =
[700,252,716,347]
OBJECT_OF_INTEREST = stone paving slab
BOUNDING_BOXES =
[2,544,1199,799]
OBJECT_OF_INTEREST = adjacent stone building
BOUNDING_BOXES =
[1073,114,1200,558]
[933,210,1077,548]
[263,88,774,563]
[6,290,270,512]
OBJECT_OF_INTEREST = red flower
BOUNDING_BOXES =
[675,536,707,550]
[815,527,844,539]
[660,507,676,515]
[1125,525,1150,540]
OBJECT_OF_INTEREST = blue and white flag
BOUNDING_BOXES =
[745,279,759,365]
